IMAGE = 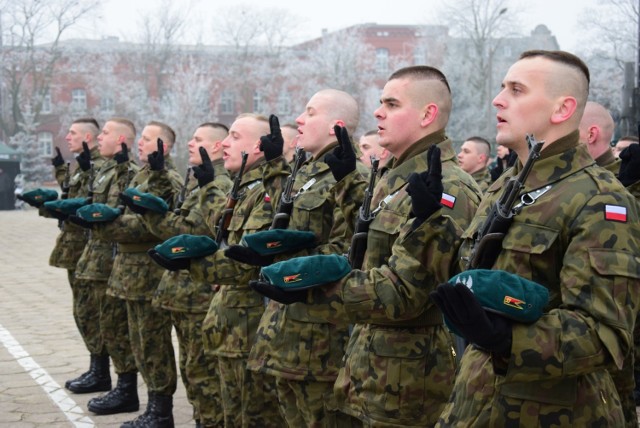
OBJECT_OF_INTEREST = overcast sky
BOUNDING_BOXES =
[93,0,600,52]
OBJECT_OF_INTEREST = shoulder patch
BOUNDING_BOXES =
[605,204,627,222]
[441,192,456,209]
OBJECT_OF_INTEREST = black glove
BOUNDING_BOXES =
[249,279,309,304]
[66,214,93,229]
[114,143,129,164]
[506,150,518,168]
[147,138,165,171]
[325,125,356,182]
[430,282,512,356]
[406,145,443,230]
[224,245,274,267]
[489,159,504,182]
[259,114,284,161]
[193,147,215,187]
[119,192,148,215]
[618,144,640,187]
[76,142,92,172]
[52,147,64,167]
[148,249,190,271]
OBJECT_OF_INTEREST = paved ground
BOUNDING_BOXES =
[0,209,193,427]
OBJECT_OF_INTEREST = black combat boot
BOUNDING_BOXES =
[87,371,139,415]
[120,392,174,428]
[67,353,111,393]
[64,355,93,389]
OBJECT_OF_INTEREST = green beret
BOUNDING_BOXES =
[76,203,122,223]
[242,229,317,256]
[44,197,90,216]
[261,254,351,290]
[153,234,218,260]
[121,187,169,214]
[19,188,58,206]
[449,269,549,323]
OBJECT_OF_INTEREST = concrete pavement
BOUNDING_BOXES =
[0,209,193,427]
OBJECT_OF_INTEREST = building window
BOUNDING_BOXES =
[41,91,52,114]
[38,132,53,156]
[71,89,87,111]
[413,48,426,65]
[375,48,389,74]
[219,90,235,115]
[277,91,291,115]
[196,90,210,115]
[253,90,265,114]
[101,97,114,113]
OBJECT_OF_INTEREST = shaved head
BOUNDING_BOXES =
[314,89,360,134]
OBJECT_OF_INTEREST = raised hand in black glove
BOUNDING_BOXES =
[225,245,274,267]
[325,125,357,183]
[148,248,190,271]
[430,282,512,356]
[192,147,215,187]
[148,138,165,171]
[618,144,640,187]
[66,214,93,229]
[406,145,443,231]
[505,150,518,168]
[114,143,129,164]
[119,192,148,215]
[489,158,504,182]
[249,279,308,304]
[259,114,284,161]
[52,147,64,167]
[76,142,92,172]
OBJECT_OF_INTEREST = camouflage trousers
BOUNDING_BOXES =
[100,294,137,374]
[127,300,177,396]
[171,311,223,427]
[275,377,354,428]
[217,356,283,428]
[72,273,106,355]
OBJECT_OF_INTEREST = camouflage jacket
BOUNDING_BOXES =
[74,158,139,281]
[145,160,232,312]
[49,147,104,270]
[247,142,367,382]
[99,159,183,301]
[191,157,289,358]
[437,132,640,427]
[472,167,492,193]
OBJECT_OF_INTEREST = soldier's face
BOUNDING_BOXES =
[138,125,162,163]
[65,124,85,154]
[222,117,262,173]
[295,93,334,156]
[457,141,485,174]
[492,57,557,149]
[374,78,424,158]
[358,134,382,167]
[97,121,125,158]
[188,127,216,166]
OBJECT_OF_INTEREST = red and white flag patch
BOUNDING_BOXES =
[605,204,627,222]
[441,192,455,209]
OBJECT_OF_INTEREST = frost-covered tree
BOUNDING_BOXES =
[8,107,50,186]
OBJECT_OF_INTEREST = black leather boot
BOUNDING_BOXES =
[67,353,111,393]
[120,393,174,428]
[64,355,93,389]
[87,371,139,415]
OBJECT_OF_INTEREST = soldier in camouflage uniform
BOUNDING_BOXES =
[184,114,288,427]
[141,122,232,427]
[226,90,368,427]
[253,67,483,427]
[94,121,184,427]
[457,136,492,192]
[431,50,640,427]
[47,118,108,391]
[72,118,141,415]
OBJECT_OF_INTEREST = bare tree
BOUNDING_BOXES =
[0,0,99,141]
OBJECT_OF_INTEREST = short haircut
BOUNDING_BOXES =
[389,65,451,94]
[520,50,590,85]
[235,113,270,136]
[465,136,491,157]
[147,120,176,147]
[73,117,100,132]
[108,117,136,142]
[198,122,229,141]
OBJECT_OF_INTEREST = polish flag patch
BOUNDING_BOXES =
[441,192,456,209]
[605,204,627,222]
[264,193,271,203]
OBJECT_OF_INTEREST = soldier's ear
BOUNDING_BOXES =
[550,96,577,124]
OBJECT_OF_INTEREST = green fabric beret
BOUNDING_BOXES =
[242,229,317,256]
[20,188,58,206]
[153,234,219,260]
[76,203,122,223]
[44,197,90,216]
[261,254,351,290]
[122,187,169,214]
[449,269,549,323]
